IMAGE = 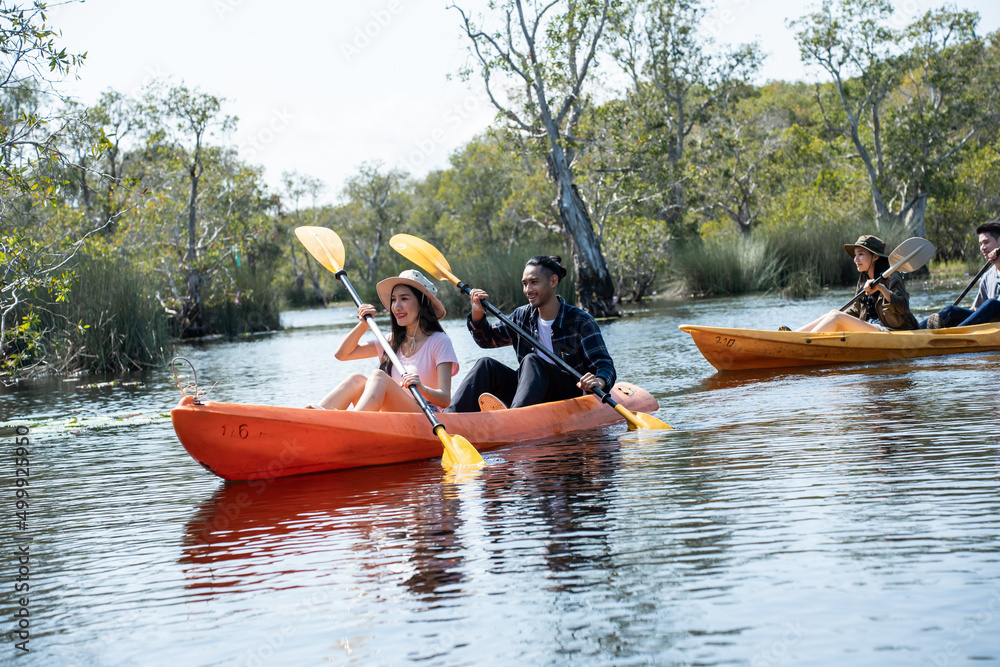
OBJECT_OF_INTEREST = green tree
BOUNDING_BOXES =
[57,91,147,235]
[928,139,1000,258]
[610,0,762,228]
[453,0,620,316]
[434,135,514,251]
[696,90,788,235]
[146,82,236,336]
[282,170,327,305]
[340,161,408,284]
[1,0,91,379]
[410,132,560,259]
[791,0,998,237]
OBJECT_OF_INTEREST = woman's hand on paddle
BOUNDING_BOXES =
[863,280,889,300]
[400,371,421,389]
[577,373,605,393]
[336,304,381,360]
[469,288,490,320]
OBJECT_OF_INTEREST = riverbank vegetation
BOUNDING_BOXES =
[3,0,1000,382]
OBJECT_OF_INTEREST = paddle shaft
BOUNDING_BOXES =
[335,269,448,433]
[457,281,622,408]
[839,276,886,312]
[953,261,992,307]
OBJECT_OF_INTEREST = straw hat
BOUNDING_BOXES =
[844,235,888,258]
[376,270,446,319]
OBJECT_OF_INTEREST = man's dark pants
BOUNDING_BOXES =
[919,298,1000,328]
[446,353,582,412]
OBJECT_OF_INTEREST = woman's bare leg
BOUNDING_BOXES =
[354,369,422,412]
[796,310,883,333]
[314,373,368,410]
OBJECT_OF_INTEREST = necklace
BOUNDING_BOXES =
[401,330,424,356]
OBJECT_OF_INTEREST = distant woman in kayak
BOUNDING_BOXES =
[309,270,459,411]
[787,235,919,333]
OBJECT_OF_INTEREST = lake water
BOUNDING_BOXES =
[2,280,998,666]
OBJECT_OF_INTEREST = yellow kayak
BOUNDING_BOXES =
[679,322,1000,371]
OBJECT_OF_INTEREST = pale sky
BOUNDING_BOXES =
[48,0,1000,206]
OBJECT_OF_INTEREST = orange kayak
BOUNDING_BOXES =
[171,382,659,481]
[679,322,1000,371]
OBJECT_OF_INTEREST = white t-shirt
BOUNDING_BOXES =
[537,317,556,364]
[374,331,459,389]
[974,265,1000,309]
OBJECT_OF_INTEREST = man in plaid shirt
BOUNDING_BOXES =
[446,255,616,412]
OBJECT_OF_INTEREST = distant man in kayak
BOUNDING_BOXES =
[445,255,615,412]
[922,220,1000,329]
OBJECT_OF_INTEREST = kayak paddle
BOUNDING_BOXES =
[951,260,992,307]
[388,233,672,431]
[294,226,485,469]
[839,237,936,312]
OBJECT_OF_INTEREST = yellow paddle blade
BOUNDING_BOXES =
[390,234,460,286]
[295,226,345,273]
[436,426,485,469]
[613,404,673,431]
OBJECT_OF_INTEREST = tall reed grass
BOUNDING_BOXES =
[32,255,171,375]
[672,235,785,296]
[203,264,282,337]
[673,219,916,297]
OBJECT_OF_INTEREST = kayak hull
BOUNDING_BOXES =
[171,382,659,481]
[679,323,1000,371]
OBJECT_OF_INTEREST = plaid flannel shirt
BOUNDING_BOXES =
[467,296,616,388]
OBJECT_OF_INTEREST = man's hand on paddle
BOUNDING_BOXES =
[578,373,605,393]
[469,288,490,321]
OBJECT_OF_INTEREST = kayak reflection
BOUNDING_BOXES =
[179,435,627,601]
[180,462,471,597]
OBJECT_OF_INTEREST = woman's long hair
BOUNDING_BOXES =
[380,285,444,372]
[868,254,890,280]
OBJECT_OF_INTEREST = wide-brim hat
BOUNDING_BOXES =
[844,235,888,258]
[376,269,446,319]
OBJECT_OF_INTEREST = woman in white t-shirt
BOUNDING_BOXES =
[309,270,459,412]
